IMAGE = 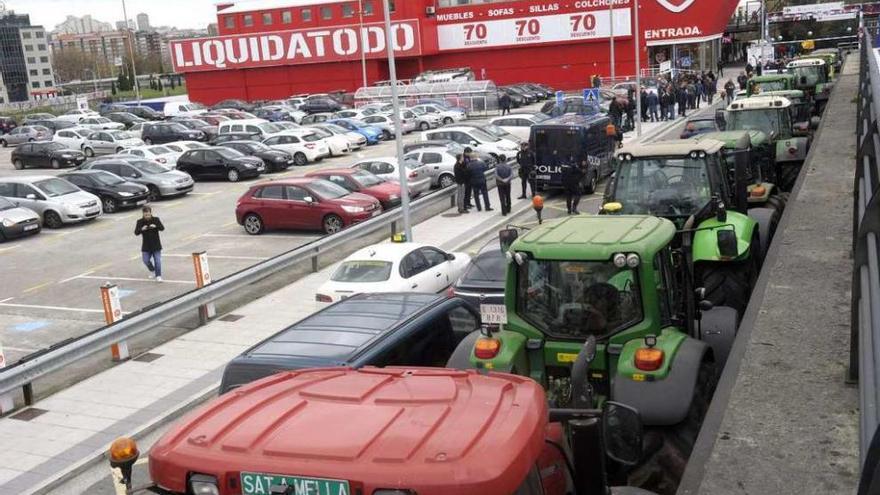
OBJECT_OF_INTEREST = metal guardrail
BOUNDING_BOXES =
[852,36,880,494]
[0,181,468,403]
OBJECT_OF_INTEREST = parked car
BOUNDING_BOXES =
[29,118,77,133]
[316,242,470,305]
[350,157,432,197]
[309,123,366,149]
[300,112,333,125]
[1,125,51,146]
[305,168,406,209]
[59,170,150,213]
[450,241,506,308]
[98,103,130,115]
[488,113,552,141]
[52,127,93,149]
[361,113,416,138]
[176,147,265,182]
[218,140,294,172]
[172,118,218,141]
[304,125,351,156]
[219,293,481,393]
[254,105,306,123]
[217,119,283,140]
[457,122,525,145]
[235,177,380,235]
[213,109,257,120]
[0,176,101,228]
[81,130,144,157]
[411,103,467,124]
[211,132,260,144]
[403,148,458,188]
[417,98,469,114]
[126,122,146,139]
[332,109,369,120]
[118,145,185,167]
[78,116,125,131]
[84,157,194,200]
[262,129,330,165]
[162,141,211,155]
[105,112,146,129]
[401,107,442,130]
[422,126,519,162]
[212,99,255,112]
[269,121,300,132]
[126,105,164,120]
[327,118,383,144]
[0,116,17,134]
[11,141,85,169]
[22,113,56,125]
[142,122,206,145]
[680,116,720,139]
[194,114,231,126]
[403,140,497,167]
[0,196,41,241]
[300,95,344,113]
[55,108,98,123]
[162,101,206,118]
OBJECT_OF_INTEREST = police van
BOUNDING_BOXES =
[528,114,617,193]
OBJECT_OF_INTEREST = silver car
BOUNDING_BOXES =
[85,157,195,200]
[407,107,443,130]
[82,130,145,157]
[0,176,102,228]
[403,147,459,188]
[1,125,51,147]
[0,196,41,241]
[361,114,416,138]
[350,157,432,197]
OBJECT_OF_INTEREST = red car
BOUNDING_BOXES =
[235,177,381,235]
[305,168,405,209]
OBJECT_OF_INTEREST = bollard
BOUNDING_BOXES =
[0,342,13,413]
[192,252,215,325]
[101,283,128,361]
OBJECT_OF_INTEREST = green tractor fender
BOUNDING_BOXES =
[775,136,809,163]
[446,329,529,374]
[692,210,758,264]
[613,329,711,426]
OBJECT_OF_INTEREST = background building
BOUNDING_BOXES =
[136,13,150,32]
[115,20,136,31]
[53,15,112,35]
[0,10,56,103]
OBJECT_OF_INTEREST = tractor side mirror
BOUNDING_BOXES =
[717,229,738,258]
[499,228,519,252]
[714,196,727,222]
[569,335,598,409]
[602,401,643,466]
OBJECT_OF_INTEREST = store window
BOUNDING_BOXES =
[39,56,48,63]
[262,13,272,25]
[321,6,332,19]
[389,0,395,12]
[243,14,253,27]
[342,3,354,17]
[302,8,312,21]
[282,11,292,24]
[364,1,374,15]
[224,16,234,29]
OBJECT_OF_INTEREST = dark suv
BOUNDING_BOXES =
[219,293,481,393]
[126,105,164,120]
[300,96,344,114]
[141,122,206,145]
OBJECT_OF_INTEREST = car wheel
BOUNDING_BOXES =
[419,122,429,131]
[115,147,123,153]
[102,197,118,213]
[147,185,160,201]
[584,171,598,195]
[13,159,23,170]
[51,159,61,169]
[382,130,392,140]
[1,140,7,148]
[144,138,153,145]
[84,147,95,157]
[322,214,344,234]
[293,152,307,166]
[44,210,63,229]
[227,168,240,182]
[27,138,34,142]
[243,213,264,235]
[443,117,454,125]
[439,173,455,188]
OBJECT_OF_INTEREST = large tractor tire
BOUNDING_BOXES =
[778,163,802,192]
[748,207,777,262]
[446,331,481,370]
[700,263,752,316]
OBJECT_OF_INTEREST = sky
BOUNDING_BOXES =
[4,0,219,30]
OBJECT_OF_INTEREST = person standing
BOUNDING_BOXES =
[466,148,492,211]
[453,154,470,214]
[499,92,511,116]
[717,59,724,77]
[724,79,736,105]
[134,206,165,282]
[495,159,513,215]
[639,88,649,121]
[562,157,585,215]
[647,90,659,122]
[516,142,535,198]
[677,84,688,117]
[608,96,623,130]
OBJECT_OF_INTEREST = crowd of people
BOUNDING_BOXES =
[607,70,722,131]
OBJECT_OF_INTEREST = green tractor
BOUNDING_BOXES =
[786,57,833,114]
[718,95,811,191]
[447,214,740,493]
[746,73,796,95]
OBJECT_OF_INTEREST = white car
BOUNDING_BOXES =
[459,122,525,145]
[81,130,144,157]
[272,121,301,132]
[164,141,210,154]
[361,114,416,138]
[401,107,441,131]
[262,129,330,165]
[333,109,369,120]
[422,126,519,162]
[350,157,432,197]
[411,104,466,125]
[315,242,471,305]
[79,117,125,131]
[488,113,552,141]
[56,108,99,123]
[403,148,458,188]
[163,101,206,117]
[118,145,184,167]
[52,127,93,149]
[306,126,351,156]
[217,119,284,140]
[127,122,146,139]
[310,123,366,150]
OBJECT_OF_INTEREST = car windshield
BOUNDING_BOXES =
[132,161,170,174]
[259,123,282,133]
[216,148,244,159]
[462,250,506,283]
[0,197,15,210]
[352,170,385,186]
[310,128,332,138]
[330,260,393,282]
[148,146,172,155]
[74,130,91,137]
[302,132,322,142]
[308,179,350,200]
[613,156,714,217]
[411,107,426,115]
[788,65,827,85]
[753,80,788,92]
[532,113,551,123]
[34,178,79,197]
[517,259,642,338]
[324,124,348,134]
[91,171,126,185]
[470,128,499,142]
[94,118,110,124]
[246,142,271,152]
[167,123,188,132]
[109,131,130,139]
[43,142,67,151]
[727,109,789,138]
[165,144,184,152]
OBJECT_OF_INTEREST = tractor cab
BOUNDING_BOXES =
[694,130,781,207]
[747,74,795,96]
[786,57,832,114]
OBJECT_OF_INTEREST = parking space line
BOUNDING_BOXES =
[23,282,53,294]
[59,270,95,284]
[0,297,13,303]
[163,253,265,261]
[77,275,194,285]
[0,302,114,314]
[0,245,21,254]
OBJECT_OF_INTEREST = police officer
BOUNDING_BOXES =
[563,155,586,215]
[516,142,535,198]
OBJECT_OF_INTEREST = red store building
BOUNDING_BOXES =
[171,0,740,105]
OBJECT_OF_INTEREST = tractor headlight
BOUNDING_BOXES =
[513,251,529,266]
[613,253,627,268]
[189,474,219,495]
[626,253,641,268]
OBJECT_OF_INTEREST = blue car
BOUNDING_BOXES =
[328,118,383,145]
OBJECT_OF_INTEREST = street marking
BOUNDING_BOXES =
[0,302,118,314]
[23,282,53,294]
[0,245,21,254]
[117,289,137,299]
[1,345,40,353]
[59,270,95,284]
[11,321,50,332]
[200,233,300,239]
[76,275,194,285]
[0,297,13,303]
[163,253,265,261]
[88,262,112,272]
[222,221,237,228]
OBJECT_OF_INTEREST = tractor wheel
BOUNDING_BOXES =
[778,163,801,192]
[445,331,481,370]
[765,194,785,215]
[700,263,752,316]
[747,207,777,262]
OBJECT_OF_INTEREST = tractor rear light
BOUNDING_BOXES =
[315,294,332,303]
[788,147,797,155]
[634,348,664,371]
[750,185,767,197]
[474,337,501,359]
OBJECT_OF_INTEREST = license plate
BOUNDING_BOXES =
[86,208,99,214]
[136,200,146,205]
[240,472,350,495]
[23,224,38,231]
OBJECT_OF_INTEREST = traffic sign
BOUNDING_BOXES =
[556,90,565,106]
[583,88,600,105]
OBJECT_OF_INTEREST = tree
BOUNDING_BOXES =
[52,50,99,83]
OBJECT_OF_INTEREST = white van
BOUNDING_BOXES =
[218,119,285,139]
[163,101,206,117]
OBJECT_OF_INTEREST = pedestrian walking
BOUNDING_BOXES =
[495,160,513,215]
[724,79,736,105]
[625,98,635,131]
[639,88,649,121]
[453,154,470,214]
[516,142,535,198]
[562,157,585,215]
[499,92,511,116]
[134,206,165,282]
[717,59,724,77]
[467,148,492,211]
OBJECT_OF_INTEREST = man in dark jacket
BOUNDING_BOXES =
[453,154,470,214]
[499,92,511,115]
[516,142,535,198]
[495,160,513,215]
[677,84,688,117]
[724,79,736,105]
[639,88,649,121]
[608,96,623,130]
[134,206,165,282]
[466,148,492,211]
[562,156,586,215]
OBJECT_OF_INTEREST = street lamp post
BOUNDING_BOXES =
[634,0,642,137]
[121,0,140,103]
[359,0,367,88]
[382,0,412,241]
[609,0,615,81]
